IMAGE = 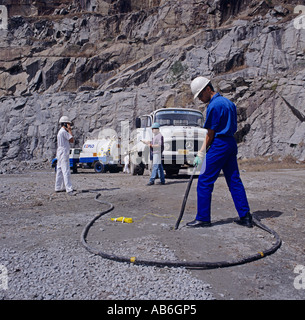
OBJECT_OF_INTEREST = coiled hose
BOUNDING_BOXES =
[80,192,282,269]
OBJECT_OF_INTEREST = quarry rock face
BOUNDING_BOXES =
[0,0,304,172]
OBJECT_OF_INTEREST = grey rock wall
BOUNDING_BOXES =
[0,0,304,172]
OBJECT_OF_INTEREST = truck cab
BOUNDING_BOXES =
[130,108,207,176]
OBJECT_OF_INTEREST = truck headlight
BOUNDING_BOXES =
[164,142,171,151]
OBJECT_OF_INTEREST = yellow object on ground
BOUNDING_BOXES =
[111,217,133,223]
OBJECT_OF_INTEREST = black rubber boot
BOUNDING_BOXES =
[235,212,253,228]
[186,219,212,228]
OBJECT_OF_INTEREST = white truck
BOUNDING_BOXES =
[129,108,207,176]
[79,136,123,173]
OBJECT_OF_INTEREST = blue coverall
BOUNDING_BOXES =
[196,93,250,222]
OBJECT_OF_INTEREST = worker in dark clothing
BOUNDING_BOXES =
[186,76,253,228]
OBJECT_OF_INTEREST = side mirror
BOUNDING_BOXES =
[135,117,141,128]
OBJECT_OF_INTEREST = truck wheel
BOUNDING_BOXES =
[130,162,144,175]
[94,161,105,173]
[72,164,78,174]
[137,162,146,175]
[137,165,144,175]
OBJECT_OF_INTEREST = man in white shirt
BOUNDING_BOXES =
[143,122,165,185]
[55,116,75,195]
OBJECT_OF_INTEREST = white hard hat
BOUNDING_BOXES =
[59,116,71,124]
[191,76,210,99]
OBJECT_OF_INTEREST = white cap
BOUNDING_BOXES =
[190,76,210,99]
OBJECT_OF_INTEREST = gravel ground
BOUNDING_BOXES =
[0,244,212,300]
[0,163,304,300]
[0,169,213,300]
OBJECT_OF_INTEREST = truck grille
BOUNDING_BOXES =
[171,139,199,151]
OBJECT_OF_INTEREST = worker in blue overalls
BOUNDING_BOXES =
[186,76,253,228]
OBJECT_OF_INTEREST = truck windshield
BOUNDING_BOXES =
[155,110,203,127]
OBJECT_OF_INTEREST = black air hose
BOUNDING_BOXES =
[80,193,282,269]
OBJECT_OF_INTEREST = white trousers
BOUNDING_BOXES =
[123,164,130,173]
[55,148,73,193]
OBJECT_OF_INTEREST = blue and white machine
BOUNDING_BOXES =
[79,137,123,173]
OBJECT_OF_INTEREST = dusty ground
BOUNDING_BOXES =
[0,159,304,300]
